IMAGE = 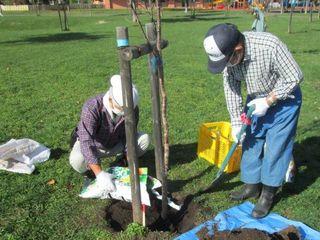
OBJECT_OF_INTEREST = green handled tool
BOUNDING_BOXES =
[201,105,255,193]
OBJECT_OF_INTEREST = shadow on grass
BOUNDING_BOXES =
[290,28,320,34]
[291,49,320,54]
[50,147,69,160]
[140,134,320,209]
[162,15,239,23]
[139,142,241,194]
[276,135,320,203]
[0,32,108,45]
[139,142,199,178]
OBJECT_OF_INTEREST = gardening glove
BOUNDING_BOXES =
[247,97,269,117]
[96,171,116,193]
[232,125,246,144]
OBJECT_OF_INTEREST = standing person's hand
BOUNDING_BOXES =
[247,97,270,117]
[232,125,246,144]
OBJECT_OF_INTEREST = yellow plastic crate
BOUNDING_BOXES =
[197,122,241,173]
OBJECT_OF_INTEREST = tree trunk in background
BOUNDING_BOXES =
[57,1,63,31]
[37,0,40,16]
[305,0,309,13]
[148,0,152,10]
[309,1,313,22]
[62,2,69,31]
[288,6,294,33]
[184,0,188,13]
[191,0,196,18]
[130,0,138,22]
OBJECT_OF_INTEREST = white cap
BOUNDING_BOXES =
[109,74,139,108]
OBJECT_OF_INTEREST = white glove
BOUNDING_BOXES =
[96,171,116,193]
[232,126,246,144]
[247,97,270,117]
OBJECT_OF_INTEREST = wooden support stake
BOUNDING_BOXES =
[120,40,168,61]
[146,22,164,181]
[116,26,143,224]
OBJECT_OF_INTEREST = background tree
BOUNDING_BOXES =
[224,0,233,13]
[57,0,69,31]
[280,0,284,13]
[317,0,320,19]
[190,0,196,18]
[305,0,310,13]
[129,0,138,22]
[288,0,295,33]
[36,0,40,16]
[309,0,313,22]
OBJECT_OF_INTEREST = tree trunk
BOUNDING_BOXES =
[305,0,309,13]
[148,0,152,10]
[57,1,63,31]
[309,1,313,22]
[130,0,138,22]
[184,0,188,13]
[280,0,284,13]
[155,0,169,220]
[37,0,40,16]
[191,0,196,18]
[62,2,69,31]
[288,6,294,33]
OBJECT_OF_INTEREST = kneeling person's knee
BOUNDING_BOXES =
[137,132,150,157]
[69,141,87,173]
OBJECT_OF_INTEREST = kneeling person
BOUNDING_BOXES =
[69,75,150,196]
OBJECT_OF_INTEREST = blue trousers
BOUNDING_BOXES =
[241,87,302,187]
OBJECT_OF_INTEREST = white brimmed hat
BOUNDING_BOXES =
[109,74,139,108]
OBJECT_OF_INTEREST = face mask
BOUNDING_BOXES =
[112,106,124,116]
[226,49,243,67]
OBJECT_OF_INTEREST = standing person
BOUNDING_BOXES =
[203,23,303,218]
[251,2,267,32]
[69,74,150,197]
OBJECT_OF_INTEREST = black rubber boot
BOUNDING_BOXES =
[251,185,278,218]
[230,183,262,201]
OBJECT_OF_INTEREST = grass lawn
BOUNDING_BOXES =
[0,8,319,240]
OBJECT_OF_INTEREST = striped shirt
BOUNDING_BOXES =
[223,31,303,127]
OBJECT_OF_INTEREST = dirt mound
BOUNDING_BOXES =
[105,195,199,234]
[196,225,301,240]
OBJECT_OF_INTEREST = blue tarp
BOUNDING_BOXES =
[175,202,320,240]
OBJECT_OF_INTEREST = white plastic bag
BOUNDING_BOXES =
[0,138,51,174]
[0,158,35,174]
[79,167,181,210]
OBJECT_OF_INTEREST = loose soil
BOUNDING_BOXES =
[196,225,301,240]
[105,194,199,234]
[104,194,300,240]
